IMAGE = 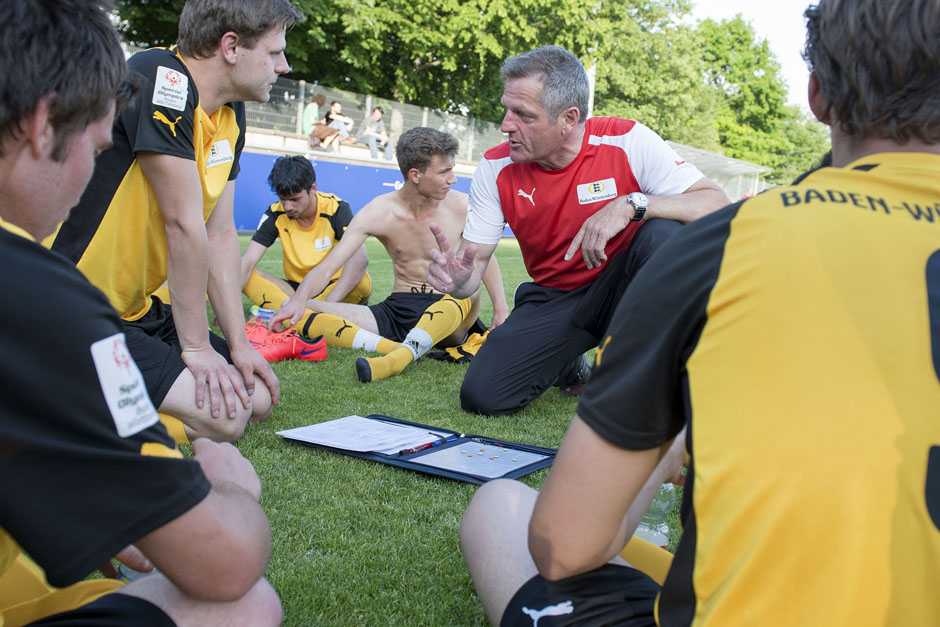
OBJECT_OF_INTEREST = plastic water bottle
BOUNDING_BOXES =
[249,306,275,323]
[634,484,676,549]
[117,562,158,583]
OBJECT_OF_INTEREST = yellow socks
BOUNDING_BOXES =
[243,271,289,311]
[356,296,470,382]
[159,412,190,446]
[297,310,397,353]
[356,349,415,382]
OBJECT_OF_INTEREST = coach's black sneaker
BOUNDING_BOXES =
[555,354,592,396]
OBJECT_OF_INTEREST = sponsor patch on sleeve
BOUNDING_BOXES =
[90,333,159,438]
[205,140,235,169]
[577,178,618,205]
[152,66,189,111]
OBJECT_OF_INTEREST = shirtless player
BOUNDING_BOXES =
[269,127,509,382]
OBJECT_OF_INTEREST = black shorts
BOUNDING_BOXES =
[368,292,444,341]
[123,297,231,406]
[29,592,174,626]
[502,564,659,627]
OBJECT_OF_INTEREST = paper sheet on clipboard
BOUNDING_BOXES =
[276,415,450,453]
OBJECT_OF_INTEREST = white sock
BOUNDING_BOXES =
[351,328,385,351]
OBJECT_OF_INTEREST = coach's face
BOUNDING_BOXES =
[500,76,565,166]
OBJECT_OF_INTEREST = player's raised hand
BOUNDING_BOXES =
[427,222,477,294]
[267,294,306,332]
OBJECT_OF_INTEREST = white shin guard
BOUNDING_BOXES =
[400,328,433,361]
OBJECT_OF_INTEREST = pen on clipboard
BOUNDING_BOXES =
[398,433,458,456]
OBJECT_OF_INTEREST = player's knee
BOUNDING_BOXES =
[204,414,250,443]
[461,479,522,545]
[460,374,498,415]
[248,380,273,422]
[244,578,282,627]
[460,374,517,416]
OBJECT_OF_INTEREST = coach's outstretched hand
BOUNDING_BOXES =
[427,222,477,296]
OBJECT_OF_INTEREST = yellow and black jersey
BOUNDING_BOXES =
[578,153,940,625]
[251,192,353,284]
[49,46,246,321]
[0,220,209,589]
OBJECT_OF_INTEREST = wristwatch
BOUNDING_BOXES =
[627,192,649,222]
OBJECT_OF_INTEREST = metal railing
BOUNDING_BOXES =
[249,77,507,164]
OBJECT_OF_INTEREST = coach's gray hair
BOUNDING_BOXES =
[803,0,940,143]
[500,46,589,123]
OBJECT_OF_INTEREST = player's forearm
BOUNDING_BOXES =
[450,259,487,299]
[481,254,508,316]
[529,417,662,581]
[295,238,361,302]
[239,254,258,290]
[165,218,212,350]
[293,266,331,303]
[324,248,368,303]
[144,484,271,602]
[207,225,250,349]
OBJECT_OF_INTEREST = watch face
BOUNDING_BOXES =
[629,192,649,208]
[629,192,648,221]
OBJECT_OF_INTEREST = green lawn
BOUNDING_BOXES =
[236,236,575,625]
[229,236,679,625]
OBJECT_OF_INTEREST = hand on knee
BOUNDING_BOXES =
[248,380,273,422]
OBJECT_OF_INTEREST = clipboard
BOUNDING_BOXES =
[277,414,556,485]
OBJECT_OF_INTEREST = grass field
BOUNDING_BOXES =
[229,235,678,626]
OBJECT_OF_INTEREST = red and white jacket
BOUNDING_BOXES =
[465,117,703,290]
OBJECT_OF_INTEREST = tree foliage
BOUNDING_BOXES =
[114,1,829,183]
[695,16,828,182]
[288,0,606,121]
[591,0,721,151]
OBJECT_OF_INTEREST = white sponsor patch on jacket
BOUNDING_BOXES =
[315,236,332,251]
[576,178,618,205]
[90,333,159,437]
[152,66,189,111]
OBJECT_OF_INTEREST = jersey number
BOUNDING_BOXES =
[925,251,940,531]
